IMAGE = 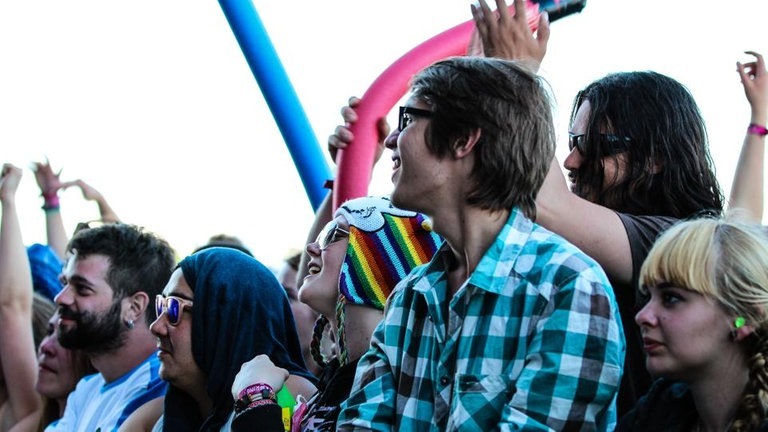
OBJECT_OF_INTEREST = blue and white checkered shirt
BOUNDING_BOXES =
[338,207,625,431]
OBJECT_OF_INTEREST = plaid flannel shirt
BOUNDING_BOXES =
[337,208,625,431]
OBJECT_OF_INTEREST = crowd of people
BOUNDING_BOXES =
[0,0,767,430]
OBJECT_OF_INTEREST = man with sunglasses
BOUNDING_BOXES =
[336,56,624,430]
[46,223,176,431]
[468,0,724,416]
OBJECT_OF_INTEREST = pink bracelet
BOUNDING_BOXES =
[747,123,768,137]
[42,194,60,211]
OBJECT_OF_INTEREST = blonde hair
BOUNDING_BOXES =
[639,215,768,431]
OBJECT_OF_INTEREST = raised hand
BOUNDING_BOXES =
[0,164,23,202]
[327,96,390,168]
[31,159,64,198]
[470,0,550,71]
[737,51,768,125]
[231,354,289,399]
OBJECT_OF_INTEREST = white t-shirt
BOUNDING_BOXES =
[46,353,166,432]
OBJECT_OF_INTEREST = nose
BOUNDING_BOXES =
[635,300,657,327]
[54,284,74,307]
[562,146,584,172]
[384,129,400,150]
[149,313,168,337]
[38,335,57,357]
[305,241,321,257]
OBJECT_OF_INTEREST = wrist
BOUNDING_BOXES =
[42,193,60,211]
[747,123,768,137]
[234,383,276,413]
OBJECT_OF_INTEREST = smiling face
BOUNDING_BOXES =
[36,312,82,400]
[385,97,449,215]
[299,216,350,319]
[149,269,205,393]
[55,252,127,354]
[635,284,736,381]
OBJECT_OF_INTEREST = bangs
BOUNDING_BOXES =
[639,220,718,297]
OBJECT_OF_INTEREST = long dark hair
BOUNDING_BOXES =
[570,71,724,217]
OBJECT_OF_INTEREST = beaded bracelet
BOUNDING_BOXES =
[747,123,768,137]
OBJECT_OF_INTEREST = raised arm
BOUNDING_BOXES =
[469,0,635,284]
[63,179,121,224]
[31,160,69,261]
[0,164,44,428]
[729,51,767,222]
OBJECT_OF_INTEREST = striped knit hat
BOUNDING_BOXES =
[336,196,441,309]
[323,196,441,365]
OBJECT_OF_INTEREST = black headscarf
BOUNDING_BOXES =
[162,247,314,431]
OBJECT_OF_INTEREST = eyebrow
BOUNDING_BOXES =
[66,274,97,289]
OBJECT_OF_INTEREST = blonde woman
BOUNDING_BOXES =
[618,216,768,431]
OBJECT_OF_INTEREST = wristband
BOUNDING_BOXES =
[42,195,60,211]
[234,383,276,413]
[747,123,768,137]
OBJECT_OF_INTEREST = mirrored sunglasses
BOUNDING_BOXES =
[155,295,193,326]
[316,221,350,250]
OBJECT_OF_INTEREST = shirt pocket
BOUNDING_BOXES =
[449,374,514,431]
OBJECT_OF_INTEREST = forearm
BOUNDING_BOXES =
[96,197,120,223]
[0,199,34,307]
[296,191,333,289]
[728,130,765,222]
[44,209,69,261]
[0,201,43,425]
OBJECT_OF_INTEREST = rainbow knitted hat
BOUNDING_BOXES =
[335,196,441,310]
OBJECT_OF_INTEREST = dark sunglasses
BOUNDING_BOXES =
[316,221,350,250]
[155,295,193,326]
[398,106,433,131]
[568,133,631,157]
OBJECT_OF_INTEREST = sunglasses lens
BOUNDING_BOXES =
[167,298,180,325]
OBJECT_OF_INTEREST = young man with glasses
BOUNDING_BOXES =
[336,56,624,430]
[468,0,724,415]
[46,223,176,431]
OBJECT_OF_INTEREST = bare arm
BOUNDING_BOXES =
[729,51,767,222]
[0,164,44,428]
[31,160,69,261]
[536,158,633,285]
[295,192,333,290]
[63,179,121,224]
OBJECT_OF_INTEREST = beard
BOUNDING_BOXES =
[58,299,128,355]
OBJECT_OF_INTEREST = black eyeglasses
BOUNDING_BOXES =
[568,133,631,157]
[155,295,193,326]
[398,106,433,131]
[315,221,350,250]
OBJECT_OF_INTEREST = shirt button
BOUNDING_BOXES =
[440,376,450,386]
